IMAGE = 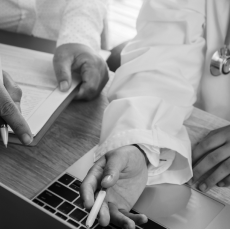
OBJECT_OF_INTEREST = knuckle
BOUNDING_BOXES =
[193,167,202,179]
[53,52,66,64]
[223,177,230,186]
[0,100,17,117]
[57,68,68,78]
[83,88,98,101]
[200,138,212,150]
[82,52,98,66]
[206,176,216,187]
[206,151,220,164]
[222,158,230,171]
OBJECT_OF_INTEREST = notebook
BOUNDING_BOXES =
[0,43,110,146]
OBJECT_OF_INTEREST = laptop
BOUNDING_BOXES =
[0,145,229,229]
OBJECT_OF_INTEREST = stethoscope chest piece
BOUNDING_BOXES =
[210,46,230,76]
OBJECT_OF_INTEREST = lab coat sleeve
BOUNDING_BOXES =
[94,0,206,185]
[56,0,108,52]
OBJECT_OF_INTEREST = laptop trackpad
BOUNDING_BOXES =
[134,184,224,229]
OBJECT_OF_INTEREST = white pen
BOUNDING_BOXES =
[0,57,8,148]
[86,188,106,228]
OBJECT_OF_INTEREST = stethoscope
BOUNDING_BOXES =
[210,19,230,76]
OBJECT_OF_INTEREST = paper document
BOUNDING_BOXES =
[0,44,78,137]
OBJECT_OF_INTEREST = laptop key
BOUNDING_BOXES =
[33,198,45,207]
[56,212,68,220]
[58,174,75,185]
[130,210,167,229]
[81,218,98,228]
[69,208,87,222]
[58,201,75,214]
[73,196,84,209]
[95,225,113,229]
[69,182,80,192]
[48,182,79,202]
[68,219,80,228]
[72,179,82,188]
[37,190,63,208]
[44,205,56,213]
[140,220,167,229]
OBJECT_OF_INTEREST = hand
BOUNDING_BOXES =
[190,125,230,192]
[80,145,148,229]
[53,43,109,100]
[0,71,33,145]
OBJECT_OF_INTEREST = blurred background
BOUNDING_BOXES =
[105,0,142,71]
[107,0,142,49]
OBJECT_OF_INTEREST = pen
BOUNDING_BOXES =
[0,57,9,147]
[0,118,8,148]
[86,188,106,228]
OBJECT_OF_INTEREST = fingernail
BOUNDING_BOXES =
[83,201,87,209]
[199,183,207,192]
[218,182,225,187]
[59,81,69,91]
[102,175,113,183]
[21,134,33,145]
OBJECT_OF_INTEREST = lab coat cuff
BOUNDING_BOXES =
[94,127,192,176]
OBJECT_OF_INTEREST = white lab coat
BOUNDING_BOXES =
[95,0,230,185]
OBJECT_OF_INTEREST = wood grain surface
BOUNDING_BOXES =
[0,91,108,199]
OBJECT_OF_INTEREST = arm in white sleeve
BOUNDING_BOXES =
[95,0,206,185]
[57,0,108,52]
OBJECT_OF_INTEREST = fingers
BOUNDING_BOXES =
[76,61,108,101]
[77,69,101,101]
[192,130,226,165]
[198,158,230,192]
[0,72,33,145]
[192,145,230,184]
[98,201,110,226]
[53,46,73,92]
[3,71,21,111]
[218,175,230,187]
[80,157,106,209]
[98,202,148,228]
[53,43,108,99]
[120,210,148,225]
[101,150,127,189]
[109,202,136,229]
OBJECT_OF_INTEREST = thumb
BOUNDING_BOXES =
[101,150,127,188]
[53,52,73,92]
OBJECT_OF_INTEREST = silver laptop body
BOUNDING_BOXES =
[1,146,230,229]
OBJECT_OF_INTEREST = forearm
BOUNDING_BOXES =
[57,0,108,52]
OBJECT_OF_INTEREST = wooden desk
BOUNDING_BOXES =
[0,30,230,207]
[0,30,108,199]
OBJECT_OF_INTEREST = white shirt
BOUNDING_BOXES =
[95,0,229,186]
[0,0,107,51]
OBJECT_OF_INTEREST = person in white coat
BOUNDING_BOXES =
[81,0,230,228]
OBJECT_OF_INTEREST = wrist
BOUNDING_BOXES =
[132,144,149,166]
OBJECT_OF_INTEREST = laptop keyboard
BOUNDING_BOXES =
[33,173,167,229]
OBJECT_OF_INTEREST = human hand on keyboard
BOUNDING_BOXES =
[80,145,148,229]
[190,125,230,192]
